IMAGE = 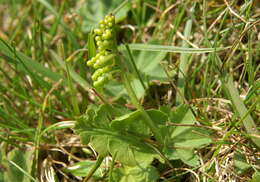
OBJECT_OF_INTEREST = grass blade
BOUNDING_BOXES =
[223,76,260,148]
[119,43,228,54]
[8,160,37,182]
[176,4,194,105]
[0,39,62,81]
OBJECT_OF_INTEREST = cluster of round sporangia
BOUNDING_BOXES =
[93,14,115,51]
[87,14,116,88]
[87,50,115,87]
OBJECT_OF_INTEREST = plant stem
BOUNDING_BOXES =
[115,42,163,143]
[33,111,43,179]
[83,156,104,182]
[122,73,163,143]
[124,44,146,91]
[109,153,117,182]
[65,61,80,115]
[58,40,80,116]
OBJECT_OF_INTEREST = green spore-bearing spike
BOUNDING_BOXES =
[87,14,116,89]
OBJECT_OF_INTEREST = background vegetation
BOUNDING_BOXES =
[0,0,259,181]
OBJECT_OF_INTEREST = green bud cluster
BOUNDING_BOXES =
[86,14,116,88]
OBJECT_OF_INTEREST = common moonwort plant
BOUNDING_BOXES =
[86,14,163,143]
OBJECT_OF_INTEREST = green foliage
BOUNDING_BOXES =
[161,105,212,166]
[6,150,27,181]
[129,50,168,81]
[78,0,131,32]
[75,103,212,180]
[234,151,251,174]
[0,148,34,182]
[66,160,105,178]
[112,165,159,182]
[0,39,62,83]
[87,32,97,59]
[75,104,161,167]
[1,0,259,181]
[250,171,260,182]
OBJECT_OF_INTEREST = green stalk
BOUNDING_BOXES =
[113,36,163,143]
[122,73,163,143]
[83,156,104,182]
[65,61,80,115]
[111,24,163,143]
[33,110,44,179]
[125,44,146,91]
[124,44,155,104]
[109,153,117,182]
[58,40,80,116]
